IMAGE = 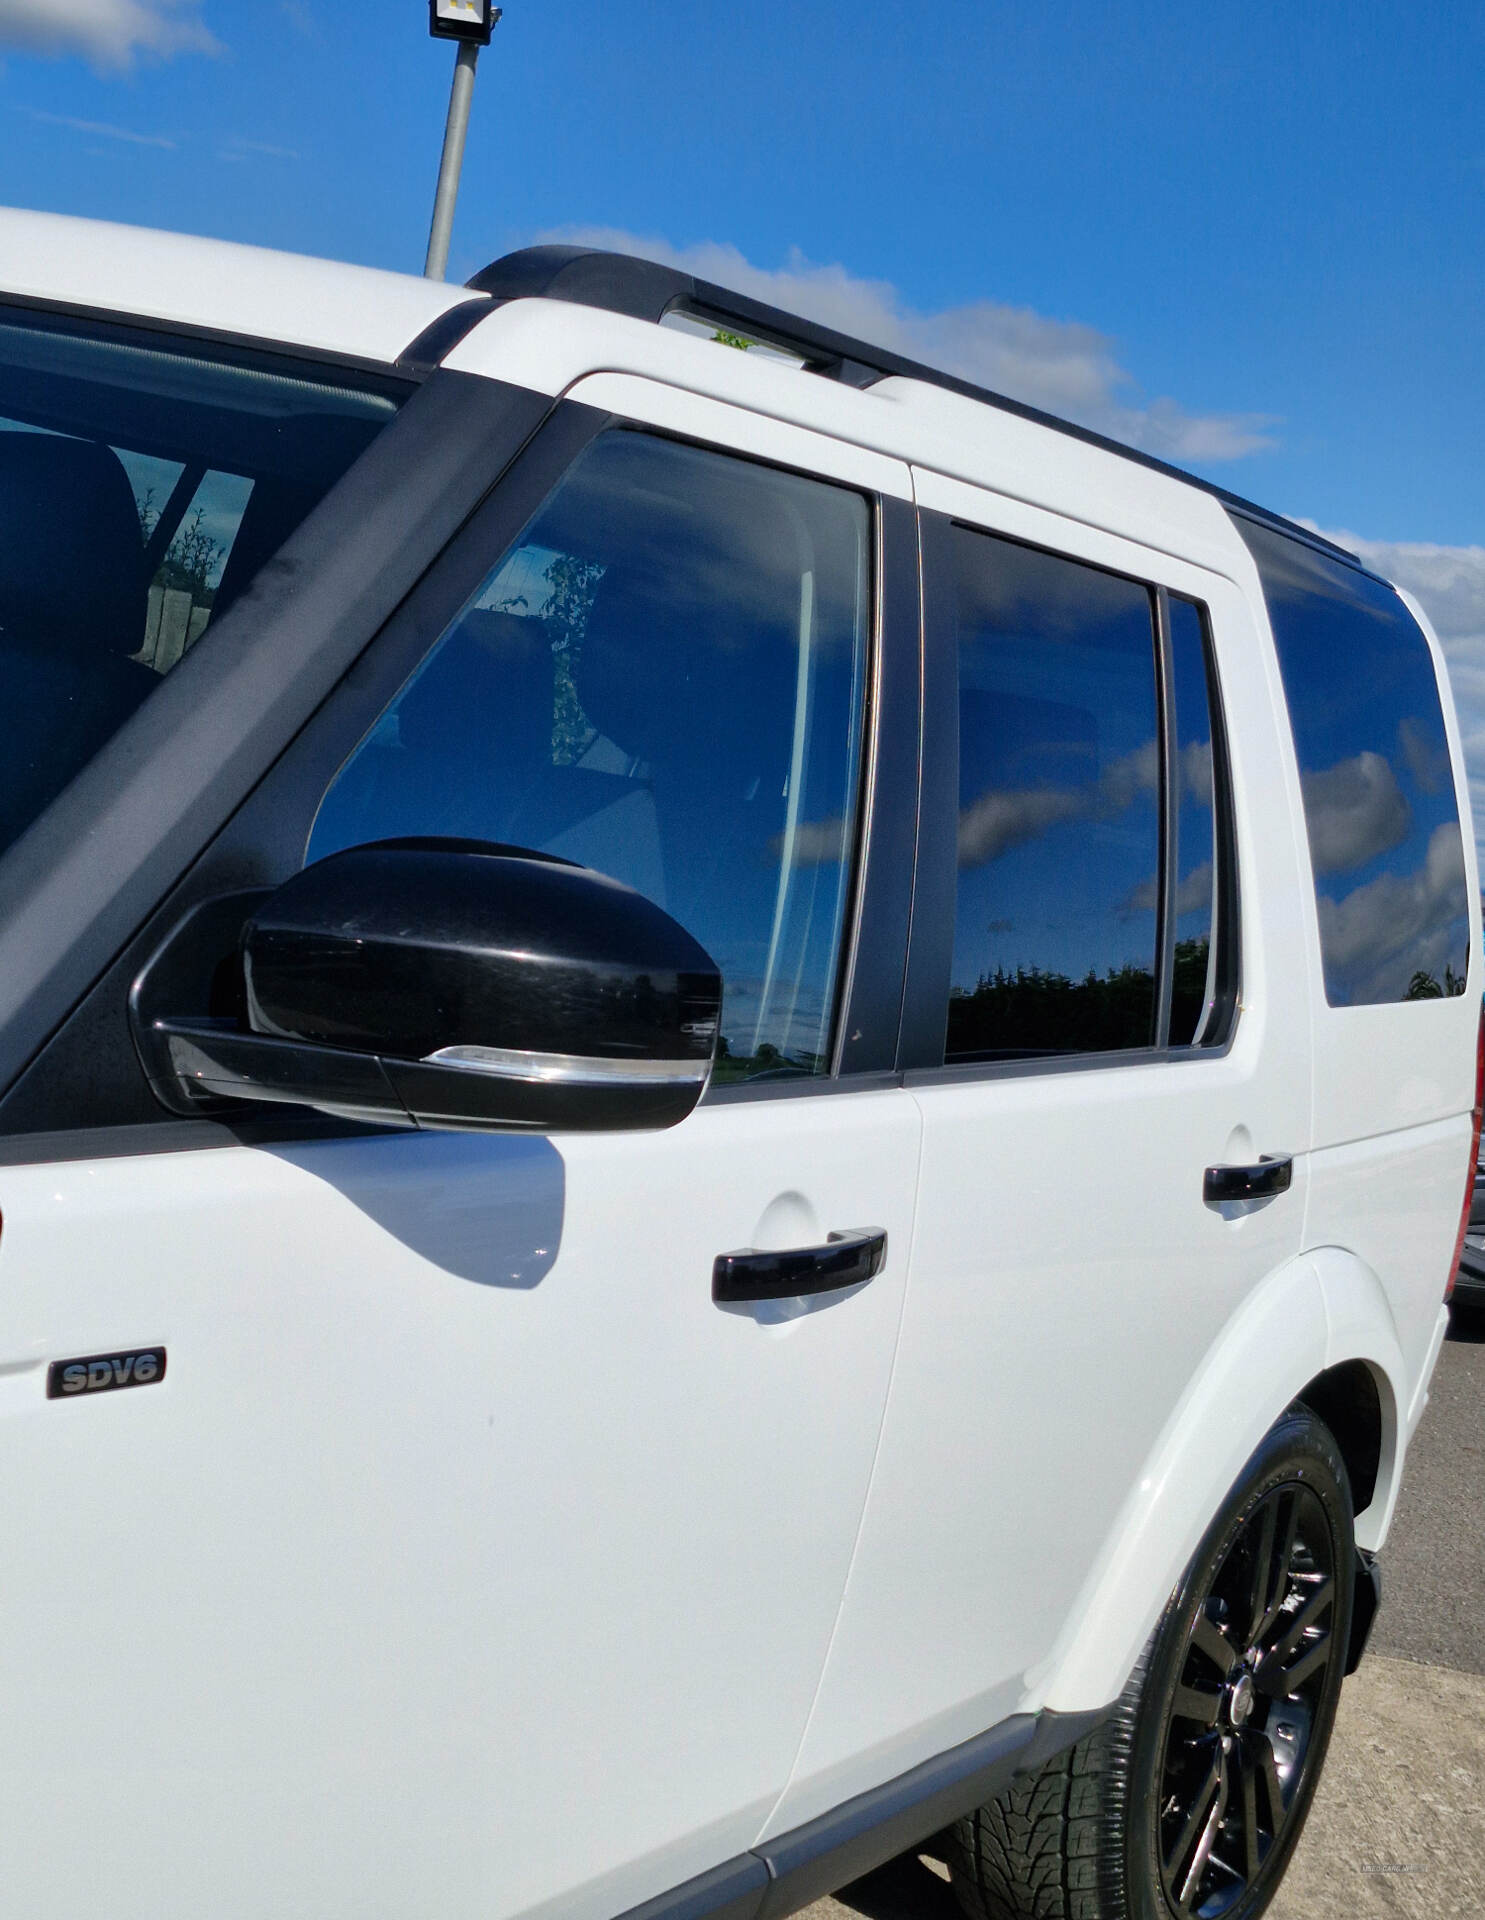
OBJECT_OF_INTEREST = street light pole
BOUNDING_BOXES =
[423,1,501,282]
[424,40,481,280]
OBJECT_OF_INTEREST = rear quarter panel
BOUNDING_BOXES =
[1296,588,1480,1397]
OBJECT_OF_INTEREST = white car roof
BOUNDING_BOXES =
[0,206,474,364]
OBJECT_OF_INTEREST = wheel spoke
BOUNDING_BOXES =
[1245,1496,1279,1641]
[1191,1609,1238,1680]
[1239,1742,1262,1884]
[1172,1682,1223,1730]
[1255,1578,1335,1694]
[1274,1631,1332,1696]
[1256,1733,1286,1830]
[1256,1491,1302,1642]
[1165,1749,1223,1898]
[1269,1577,1334,1660]
[1177,1750,1230,1909]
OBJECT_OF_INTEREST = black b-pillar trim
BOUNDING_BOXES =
[832,494,922,1077]
[896,508,960,1071]
[1152,586,1178,1050]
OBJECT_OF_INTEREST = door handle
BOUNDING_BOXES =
[712,1228,888,1304]
[1203,1155,1293,1204]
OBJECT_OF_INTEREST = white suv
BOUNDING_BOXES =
[0,208,1476,1920]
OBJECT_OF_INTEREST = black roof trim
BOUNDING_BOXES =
[466,245,1363,571]
[1225,504,1390,586]
[397,295,493,372]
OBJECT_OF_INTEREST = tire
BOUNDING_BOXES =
[947,1404,1356,1920]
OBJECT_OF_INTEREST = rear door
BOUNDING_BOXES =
[762,468,1313,1831]
[0,392,922,1920]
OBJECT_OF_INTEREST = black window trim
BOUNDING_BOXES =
[899,508,1241,1090]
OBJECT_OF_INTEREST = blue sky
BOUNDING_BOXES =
[4,0,1485,821]
[1,1,1480,543]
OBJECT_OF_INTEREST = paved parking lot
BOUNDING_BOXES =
[804,1310,1485,1920]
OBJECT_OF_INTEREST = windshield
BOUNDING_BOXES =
[0,309,406,862]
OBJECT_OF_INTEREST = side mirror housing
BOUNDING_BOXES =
[134,842,722,1132]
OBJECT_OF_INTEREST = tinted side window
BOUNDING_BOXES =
[311,429,870,1082]
[1240,521,1469,1005]
[1168,597,1220,1045]
[947,529,1162,1061]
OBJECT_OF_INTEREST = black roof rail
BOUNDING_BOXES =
[466,245,1364,571]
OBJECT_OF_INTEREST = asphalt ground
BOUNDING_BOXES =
[1370,1305,1485,1674]
[802,1309,1485,1920]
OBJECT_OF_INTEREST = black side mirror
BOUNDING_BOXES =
[134,841,722,1132]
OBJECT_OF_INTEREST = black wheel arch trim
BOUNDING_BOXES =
[1346,1548,1382,1676]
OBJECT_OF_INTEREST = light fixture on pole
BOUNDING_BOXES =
[429,0,497,43]
[424,2,502,281]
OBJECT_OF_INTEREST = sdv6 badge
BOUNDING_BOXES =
[47,1347,167,1399]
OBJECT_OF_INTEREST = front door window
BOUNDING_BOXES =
[312,429,872,1081]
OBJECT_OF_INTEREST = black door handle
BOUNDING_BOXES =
[1203,1155,1293,1204]
[712,1228,888,1303]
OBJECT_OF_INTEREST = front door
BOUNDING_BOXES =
[0,404,921,1920]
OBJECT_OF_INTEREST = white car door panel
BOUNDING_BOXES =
[0,1095,919,1920]
[762,473,1313,1837]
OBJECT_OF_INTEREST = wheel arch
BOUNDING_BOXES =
[1034,1246,1407,1715]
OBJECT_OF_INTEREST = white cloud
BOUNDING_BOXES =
[1180,739,1214,807]
[1311,530,1485,871]
[1301,750,1412,876]
[957,736,1162,870]
[1318,821,1470,1002]
[1397,714,1451,795]
[1315,531,1485,642]
[26,105,173,146]
[539,228,1276,465]
[1122,861,1214,920]
[958,784,1086,867]
[775,816,849,867]
[217,135,300,162]
[1099,737,1160,812]
[0,0,217,66]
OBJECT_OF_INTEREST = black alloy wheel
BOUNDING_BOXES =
[947,1404,1356,1920]
[1152,1477,1341,1915]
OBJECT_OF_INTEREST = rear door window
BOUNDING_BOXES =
[1239,519,1470,1004]
[939,525,1235,1066]
[947,527,1163,1059]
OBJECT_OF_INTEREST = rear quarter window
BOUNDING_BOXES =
[1239,519,1469,1005]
